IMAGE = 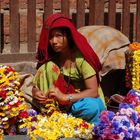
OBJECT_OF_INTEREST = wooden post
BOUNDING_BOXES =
[122,0,130,39]
[61,0,69,16]
[27,0,36,52]
[44,0,53,20]
[10,0,20,53]
[76,0,85,28]
[136,0,140,42]
[108,0,116,28]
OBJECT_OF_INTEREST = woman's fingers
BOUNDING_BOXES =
[48,90,56,98]
[39,100,47,104]
[35,92,47,100]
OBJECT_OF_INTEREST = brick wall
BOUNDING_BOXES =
[0,0,137,45]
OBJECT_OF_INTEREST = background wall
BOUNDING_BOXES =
[0,0,137,46]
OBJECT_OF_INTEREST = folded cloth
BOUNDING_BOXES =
[19,73,34,104]
[78,25,130,76]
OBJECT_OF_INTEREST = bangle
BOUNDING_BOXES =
[68,94,73,103]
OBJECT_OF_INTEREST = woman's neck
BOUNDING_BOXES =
[60,52,71,60]
[58,49,74,69]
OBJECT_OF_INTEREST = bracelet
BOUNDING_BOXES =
[68,94,73,103]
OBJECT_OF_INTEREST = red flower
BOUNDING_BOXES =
[0,90,6,99]
[18,110,29,119]
[6,67,15,72]
[79,121,89,129]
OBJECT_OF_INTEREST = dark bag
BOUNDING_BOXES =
[106,94,125,112]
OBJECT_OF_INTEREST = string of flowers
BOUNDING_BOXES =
[0,65,38,137]
[125,42,140,90]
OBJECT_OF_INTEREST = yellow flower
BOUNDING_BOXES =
[135,105,140,112]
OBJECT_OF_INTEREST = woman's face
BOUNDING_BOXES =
[49,28,69,53]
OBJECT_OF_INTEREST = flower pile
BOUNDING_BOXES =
[125,42,140,90]
[27,93,94,140]
[93,89,140,140]
[26,98,94,140]
[0,65,37,136]
[28,111,93,140]
[0,65,94,140]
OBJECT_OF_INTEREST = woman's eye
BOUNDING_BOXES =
[49,32,64,40]
[56,34,63,37]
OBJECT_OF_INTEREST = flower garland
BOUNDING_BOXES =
[129,42,140,51]
[125,42,140,90]
[0,65,37,136]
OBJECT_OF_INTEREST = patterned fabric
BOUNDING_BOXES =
[32,58,106,124]
[32,56,105,106]
[78,25,130,76]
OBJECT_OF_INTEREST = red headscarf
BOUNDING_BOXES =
[37,13,102,76]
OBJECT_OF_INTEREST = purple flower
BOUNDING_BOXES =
[18,127,27,135]
[27,109,37,116]
[92,89,140,139]
[125,129,133,139]
[119,103,134,110]
[0,125,3,129]
[100,110,115,123]
[131,112,138,124]
[30,126,36,131]
[132,128,140,139]
[31,116,37,122]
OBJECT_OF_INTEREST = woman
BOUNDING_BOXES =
[32,13,106,125]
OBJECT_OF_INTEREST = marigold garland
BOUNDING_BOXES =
[125,42,140,90]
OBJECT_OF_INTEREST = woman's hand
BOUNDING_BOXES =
[32,86,48,104]
[48,87,67,102]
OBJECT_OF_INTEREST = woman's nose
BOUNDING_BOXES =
[51,37,57,43]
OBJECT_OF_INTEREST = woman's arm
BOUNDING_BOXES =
[70,75,99,101]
